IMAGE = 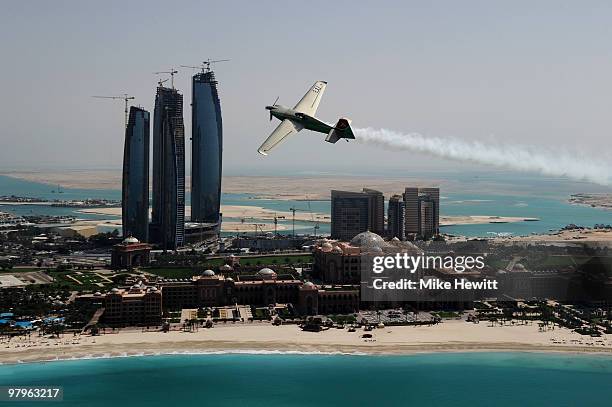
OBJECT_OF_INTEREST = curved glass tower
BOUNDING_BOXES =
[151,86,185,249]
[191,69,222,227]
[122,106,150,242]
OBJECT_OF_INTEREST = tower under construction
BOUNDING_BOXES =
[150,86,185,249]
[122,106,150,242]
[190,68,223,230]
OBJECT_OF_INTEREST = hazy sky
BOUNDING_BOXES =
[1,1,612,176]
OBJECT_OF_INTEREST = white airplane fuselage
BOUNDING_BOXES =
[266,105,331,133]
[267,105,302,121]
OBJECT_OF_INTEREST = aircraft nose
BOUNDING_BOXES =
[265,106,273,110]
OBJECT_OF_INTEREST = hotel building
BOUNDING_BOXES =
[313,231,422,284]
[76,283,162,327]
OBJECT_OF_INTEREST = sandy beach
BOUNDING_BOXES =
[492,228,612,244]
[77,205,329,224]
[76,206,538,228]
[439,215,539,226]
[1,321,610,365]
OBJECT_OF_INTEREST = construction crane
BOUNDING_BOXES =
[253,223,266,235]
[180,58,230,73]
[288,207,306,238]
[273,214,286,237]
[153,68,178,88]
[306,199,320,237]
[91,93,135,128]
[239,218,266,236]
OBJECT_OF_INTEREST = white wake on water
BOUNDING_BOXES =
[354,127,612,186]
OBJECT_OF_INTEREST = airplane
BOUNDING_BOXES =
[257,81,355,155]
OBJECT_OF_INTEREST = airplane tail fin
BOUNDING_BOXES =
[325,118,355,144]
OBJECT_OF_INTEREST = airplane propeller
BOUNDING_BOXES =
[269,96,279,121]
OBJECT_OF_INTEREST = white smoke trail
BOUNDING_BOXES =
[355,127,612,186]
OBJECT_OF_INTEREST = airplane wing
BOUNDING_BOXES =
[293,81,327,116]
[257,119,303,155]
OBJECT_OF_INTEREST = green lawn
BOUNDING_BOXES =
[45,271,110,291]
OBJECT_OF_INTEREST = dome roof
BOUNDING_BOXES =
[219,264,233,271]
[122,236,140,244]
[202,269,215,277]
[389,239,422,255]
[350,231,388,249]
[513,263,526,271]
[257,268,276,276]
[110,287,120,293]
[321,242,333,251]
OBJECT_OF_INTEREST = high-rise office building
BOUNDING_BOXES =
[403,187,440,239]
[418,196,436,239]
[191,69,223,227]
[150,86,185,250]
[122,106,150,242]
[419,187,440,233]
[404,187,419,235]
[331,189,385,241]
[387,194,405,240]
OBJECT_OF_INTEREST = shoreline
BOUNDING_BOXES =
[3,343,612,366]
[568,193,612,211]
[2,322,610,365]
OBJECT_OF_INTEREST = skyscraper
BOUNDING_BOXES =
[122,106,150,242]
[419,187,440,234]
[418,196,436,239]
[331,189,385,241]
[191,68,223,227]
[404,187,419,235]
[387,194,405,240]
[403,187,440,239]
[150,86,185,250]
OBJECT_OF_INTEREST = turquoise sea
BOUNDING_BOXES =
[1,173,611,237]
[0,353,611,406]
